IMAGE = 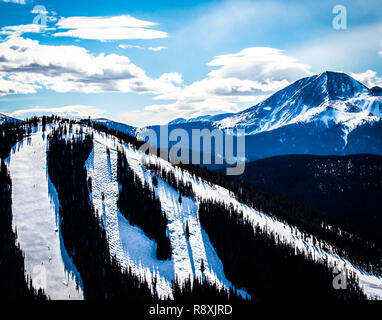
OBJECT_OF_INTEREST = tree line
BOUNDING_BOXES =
[117,150,172,260]
[90,121,382,274]
[198,199,366,301]
[47,121,242,300]
[0,122,25,159]
[143,159,195,200]
[177,162,382,274]
[47,126,153,300]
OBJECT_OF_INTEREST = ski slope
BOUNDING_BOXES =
[5,123,381,300]
[8,126,83,300]
[86,128,382,299]
[86,131,244,299]
[142,152,382,299]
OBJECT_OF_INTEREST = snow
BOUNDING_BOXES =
[86,131,247,299]
[5,121,381,300]
[85,127,382,300]
[214,72,381,136]
[8,126,83,300]
[86,132,173,299]
[141,152,382,300]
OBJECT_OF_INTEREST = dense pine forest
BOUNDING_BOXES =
[143,159,195,200]
[198,199,366,301]
[0,122,25,159]
[47,125,153,300]
[172,276,240,302]
[117,150,172,260]
[227,154,382,251]
[178,162,382,274]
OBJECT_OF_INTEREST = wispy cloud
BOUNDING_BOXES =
[0,24,50,36]
[350,70,382,87]
[2,0,26,4]
[53,15,167,41]
[207,47,312,83]
[118,44,143,49]
[148,46,167,52]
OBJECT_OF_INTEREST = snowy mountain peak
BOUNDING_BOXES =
[215,71,380,134]
[315,71,369,100]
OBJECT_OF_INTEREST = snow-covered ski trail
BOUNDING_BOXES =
[143,154,382,299]
[9,126,83,300]
[86,131,244,299]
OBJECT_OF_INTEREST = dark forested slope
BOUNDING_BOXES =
[227,154,382,248]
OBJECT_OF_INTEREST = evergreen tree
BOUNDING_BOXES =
[185,221,190,240]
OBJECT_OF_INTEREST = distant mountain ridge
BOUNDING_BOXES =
[0,113,21,125]
[214,71,381,134]
[92,71,382,162]
[168,113,234,125]
[91,118,137,137]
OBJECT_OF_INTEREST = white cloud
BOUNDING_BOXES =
[0,74,39,95]
[9,105,104,119]
[118,44,143,50]
[53,15,167,41]
[158,73,183,84]
[148,46,167,51]
[116,97,243,127]
[0,36,181,95]
[0,37,313,126]
[207,47,312,82]
[2,0,26,4]
[0,24,49,36]
[135,47,312,125]
[350,70,382,88]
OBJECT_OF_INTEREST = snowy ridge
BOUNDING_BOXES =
[214,71,381,138]
[85,126,381,299]
[0,113,21,125]
[86,130,245,299]
[140,150,382,299]
[168,113,235,125]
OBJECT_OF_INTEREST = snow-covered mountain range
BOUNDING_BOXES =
[132,71,382,161]
[0,113,21,125]
[168,113,235,125]
[215,71,381,134]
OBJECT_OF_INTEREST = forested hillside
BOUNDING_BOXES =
[47,125,153,300]
[198,199,366,301]
[226,154,382,249]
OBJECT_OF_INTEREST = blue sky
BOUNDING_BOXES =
[0,0,381,126]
